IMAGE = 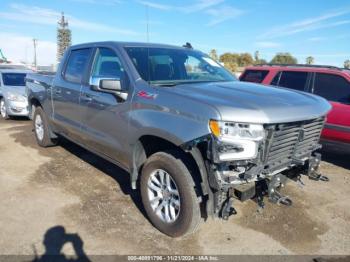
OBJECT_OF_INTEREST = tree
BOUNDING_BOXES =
[344,59,350,69]
[254,51,267,65]
[270,52,298,64]
[219,52,240,65]
[219,53,239,72]
[257,59,267,65]
[222,62,238,73]
[239,53,254,67]
[219,52,255,71]
[306,56,314,65]
[254,51,260,62]
[209,49,218,61]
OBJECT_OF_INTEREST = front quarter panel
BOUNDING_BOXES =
[128,84,220,147]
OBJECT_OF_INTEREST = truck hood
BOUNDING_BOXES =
[164,81,331,124]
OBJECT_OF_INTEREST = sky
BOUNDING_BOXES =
[0,0,349,66]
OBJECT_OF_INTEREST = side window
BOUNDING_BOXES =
[270,72,281,86]
[64,48,92,83]
[185,56,203,74]
[150,55,175,81]
[184,56,232,81]
[240,70,269,83]
[313,73,350,103]
[277,71,308,91]
[92,48,125,79]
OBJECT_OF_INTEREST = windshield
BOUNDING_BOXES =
[2,73,26,86]
[125,47,236,85]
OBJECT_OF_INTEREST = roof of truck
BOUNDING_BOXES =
[70,41,197,51]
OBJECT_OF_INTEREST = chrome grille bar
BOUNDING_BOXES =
[265,117,325,170]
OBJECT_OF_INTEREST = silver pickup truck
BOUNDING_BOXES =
[26,42,331,237]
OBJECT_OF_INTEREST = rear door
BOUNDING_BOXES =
[311,72,350,143]
[79,46,131,167]
[52,48,93,139]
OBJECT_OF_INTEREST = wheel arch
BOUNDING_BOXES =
[130,135,210,204]
[29,97,42,108]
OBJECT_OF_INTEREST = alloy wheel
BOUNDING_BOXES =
[35,114,44,141]
[147,169,181,223]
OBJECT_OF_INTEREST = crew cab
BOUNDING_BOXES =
[240,64,350,146]
[26,42,331,237]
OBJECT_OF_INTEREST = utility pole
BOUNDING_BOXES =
[145,5,149,42]
[33,38,37,69]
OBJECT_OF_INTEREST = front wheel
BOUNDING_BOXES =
[140,151,201,237]
[33,106,57,147]
[0,98,9,119]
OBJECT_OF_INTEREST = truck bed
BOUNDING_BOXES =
[26,73,55,117]
[26,73,54,88]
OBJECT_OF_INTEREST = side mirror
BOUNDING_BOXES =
[100,79,121,91]
[89,76,128,100]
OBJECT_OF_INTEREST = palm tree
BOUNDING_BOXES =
[306,56,314,65]
[344,59,350,69]
[209,49,218,61]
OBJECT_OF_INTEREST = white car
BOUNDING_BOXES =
[0,67,32,119]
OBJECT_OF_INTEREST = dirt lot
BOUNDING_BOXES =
[0,117,349,259]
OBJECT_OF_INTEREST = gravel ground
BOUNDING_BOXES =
[0,117,349,260]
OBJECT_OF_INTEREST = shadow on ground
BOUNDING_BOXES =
[321,144,350,170]
[59,138,145,215]
[3,116,30,122]
[7,122,147,220]
[32,226,91,262]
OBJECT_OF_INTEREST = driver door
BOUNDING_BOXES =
[79,47,131,167]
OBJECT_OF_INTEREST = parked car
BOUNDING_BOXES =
[0,66,32,119]
[26,42,331,237]
[240,64,350,146]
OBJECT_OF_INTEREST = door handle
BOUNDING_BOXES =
[81,93,94,102]
[54,88,62,95]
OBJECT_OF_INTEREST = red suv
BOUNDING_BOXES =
[240,64,350,146]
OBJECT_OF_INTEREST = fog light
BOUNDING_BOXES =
[218,144,243,153]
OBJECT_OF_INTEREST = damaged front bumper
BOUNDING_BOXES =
[185,117,329,220]
[209,151,329,219]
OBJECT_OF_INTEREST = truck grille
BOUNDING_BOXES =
[264,117,325,170]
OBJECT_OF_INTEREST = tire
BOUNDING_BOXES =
[0,98,10,120]
[29,104,35,120]
[33,106,57,147]
[140,150,201,237]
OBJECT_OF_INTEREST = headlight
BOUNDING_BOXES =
[7,93,26,102]
[209,120,265,161]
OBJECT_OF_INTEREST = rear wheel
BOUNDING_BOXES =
[140,151,201,237]
[0,98,9,119]
[33,106,57,147]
